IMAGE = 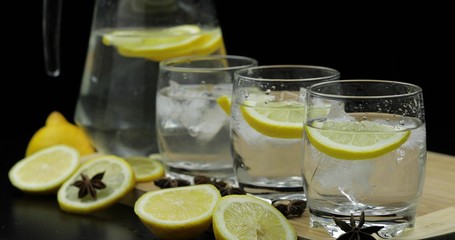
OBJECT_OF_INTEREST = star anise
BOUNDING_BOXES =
[154,177,191,188]
[72,172,106,199]
[219,186,246,196]
[193,175,227,190]
[272,199,306,218]
[334,212,384,240]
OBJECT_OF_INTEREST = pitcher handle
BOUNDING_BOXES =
[42,0,62,77]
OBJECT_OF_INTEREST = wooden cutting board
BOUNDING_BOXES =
[114,151,455,239]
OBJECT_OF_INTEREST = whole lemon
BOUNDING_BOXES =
[26,111,96,156]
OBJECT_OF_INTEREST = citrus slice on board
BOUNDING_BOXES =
[134,184,221,239]
[8,145,80,194]
[26,111,95,156]
[57,155,135,214]
[217,95,232,116]
[102,25,224,61]
[124,156,165,182]
[241,100,305,139]
[305,120,411,160]
[212,194,297,240]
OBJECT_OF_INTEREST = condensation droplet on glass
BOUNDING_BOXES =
[399,120,405,126]
[396,149,406,163]
[265,89,271,95]
[271,86,276,90]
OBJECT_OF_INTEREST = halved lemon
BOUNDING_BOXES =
[9,145,80,194]
[305,120,411,160]
[26,111,95,156]
[124,156,165,182]
[57,155,135,214]
[217,95,232,116]
[102,25,224,61]
[212,194,297,240]
[241,100,305,139]
[134,184,221,239]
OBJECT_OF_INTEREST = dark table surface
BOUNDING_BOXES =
[0,146,217,240]
[0,184,218,240]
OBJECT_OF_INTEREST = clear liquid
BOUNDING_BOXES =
[231,100,305,200]
[74,28,225,157]
[156,84,233,180]
[302,114,426,238]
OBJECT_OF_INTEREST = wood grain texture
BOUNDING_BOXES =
[115,151,455,239]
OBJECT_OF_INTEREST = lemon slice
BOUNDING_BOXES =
[305,120,411,160]
[103,25,224,61]
[124,156,164,182]
[8,145,80,194]
[241,100,305,138]
[217,95,232,116]
[57,155,135,214]
[134,184,221,239]
[212,194,297,240]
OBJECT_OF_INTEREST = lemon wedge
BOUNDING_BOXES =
[212,194,297,240]
[134,184,221,239]
[305,120,411,160]
[9,145,80,194]
[124,156,164,182]
[57,155,135,214]
[102,25,224,61]
[241,100,305,139]
[216,95,232,116]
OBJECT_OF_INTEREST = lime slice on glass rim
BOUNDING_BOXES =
[305,120,411,160]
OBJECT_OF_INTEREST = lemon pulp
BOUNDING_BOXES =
[212,195,297,240]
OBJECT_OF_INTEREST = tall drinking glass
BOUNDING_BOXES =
[157,55,258,182]
[231,65,340,201]
[302,80,426,238]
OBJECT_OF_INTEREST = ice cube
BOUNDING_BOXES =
[328,102,355,122]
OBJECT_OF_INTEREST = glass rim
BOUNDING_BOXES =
[234,64,340,82]
[307,79,423,99]
[159,55,258,72]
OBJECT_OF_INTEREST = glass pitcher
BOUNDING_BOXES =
[43,0,226,157]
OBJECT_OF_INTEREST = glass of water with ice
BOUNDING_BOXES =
[156,55,257,182]
[231,65,340,201]
[302,80,426,239]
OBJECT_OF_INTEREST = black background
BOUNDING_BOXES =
[0,1,453,239]
[1,1,453,177]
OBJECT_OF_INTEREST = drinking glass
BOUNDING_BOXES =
[156,55,258,182]
[231,65,340,201]
[302,80,426,238]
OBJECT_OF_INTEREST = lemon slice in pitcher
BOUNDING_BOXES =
[305,120,411,160]
[102,25,224,61]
